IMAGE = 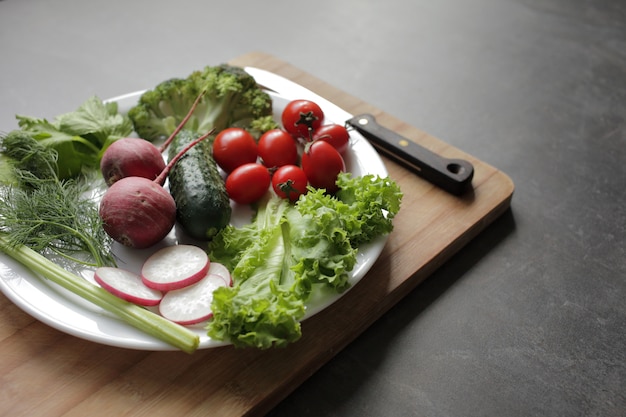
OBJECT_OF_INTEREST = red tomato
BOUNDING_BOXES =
[212,128,258,173]
[281,99,324,139]
[225,163,270,204]
[301,141,345,193]
[312,124,350,155]
[272,165,308,202]
[258,129,298,168]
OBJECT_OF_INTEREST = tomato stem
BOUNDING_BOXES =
[278,179,299,200]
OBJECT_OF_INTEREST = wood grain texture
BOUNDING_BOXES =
[0,52,514,417]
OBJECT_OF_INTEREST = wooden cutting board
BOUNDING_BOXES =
[0,52,514,417]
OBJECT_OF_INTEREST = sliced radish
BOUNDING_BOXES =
[94,267,163,306]
[207,262,232,286]
[141,244,209,291]
[159,274,228,325]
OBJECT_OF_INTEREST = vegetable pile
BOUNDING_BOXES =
[125,64,279,241]
[0,63,403,353]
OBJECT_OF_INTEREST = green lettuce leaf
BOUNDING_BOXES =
[295,173,402,246]
[208,196,307,348]
[207,173,403,349]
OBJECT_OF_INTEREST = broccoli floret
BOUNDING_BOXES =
[128,64,275,142]
[246,115,280,139]
[127,78,198,141]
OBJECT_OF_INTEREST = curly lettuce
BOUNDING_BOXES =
[207,173,403,349]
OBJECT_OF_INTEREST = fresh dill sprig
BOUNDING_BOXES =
[0,132,115,268]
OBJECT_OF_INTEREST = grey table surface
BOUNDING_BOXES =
[1,0,624,416]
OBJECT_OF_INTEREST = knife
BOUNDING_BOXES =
[245,67,474,196]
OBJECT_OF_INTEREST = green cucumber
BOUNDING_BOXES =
[168,129,231,240]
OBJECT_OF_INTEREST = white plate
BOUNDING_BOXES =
[0,88,388,351]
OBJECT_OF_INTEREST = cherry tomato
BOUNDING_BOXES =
[212,127,258,173]
[272,165,308,202]
[301,141,345,193]
[281,99,324,139]
[258,129,298,168]
[312,124,350,155]
[225,163,270,204]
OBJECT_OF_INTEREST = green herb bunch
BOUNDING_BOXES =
[0,131,115,268]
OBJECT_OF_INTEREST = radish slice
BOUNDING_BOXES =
[207,262,232,286]
[159,274,227,325]
[94,267,163,306]
[141,245,209,291]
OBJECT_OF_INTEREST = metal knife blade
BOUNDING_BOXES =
[245,67,474,196]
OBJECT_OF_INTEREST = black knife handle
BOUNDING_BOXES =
[346,114,474,196]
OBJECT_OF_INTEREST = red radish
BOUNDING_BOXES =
[159,273,229,325]
[100,89,206,186]
[100,138,166,186]
[207,262,232,286]
[94,267,163,306]
[99,178,176,248]
[141,245,210,291]
[99,129,213,248]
